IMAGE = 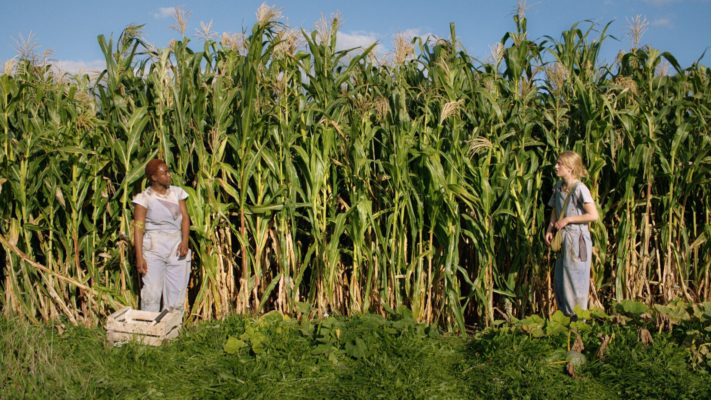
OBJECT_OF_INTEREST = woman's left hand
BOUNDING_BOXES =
[177,240,189,257]
[554,217,569,230]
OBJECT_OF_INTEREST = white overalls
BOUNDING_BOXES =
[133,186,191,312]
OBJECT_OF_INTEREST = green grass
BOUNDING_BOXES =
[463,330,711,399]
[1,313,710,399]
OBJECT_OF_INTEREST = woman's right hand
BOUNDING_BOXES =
[545,231,553,246]
[136,255,148,275]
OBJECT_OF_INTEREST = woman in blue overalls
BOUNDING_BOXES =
[544,151,599,318]
[133,159,191,313]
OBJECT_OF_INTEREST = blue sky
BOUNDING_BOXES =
[1,0,710,74]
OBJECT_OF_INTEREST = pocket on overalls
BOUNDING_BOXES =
[143,232,153,252]
[178,249,192,263]
[578,233,587,262]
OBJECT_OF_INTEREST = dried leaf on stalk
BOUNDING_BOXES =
[565,361,576,378]
[639,328,653,346]
[597,334,612,359]
[572,333,585,353]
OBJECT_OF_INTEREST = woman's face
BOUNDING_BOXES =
[152,163,172,187]
[554,158,573,179]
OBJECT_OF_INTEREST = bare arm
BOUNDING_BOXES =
[545,208,556,245]
[134,204,147,274]
[555,201,598,230]
[177,199,190,257]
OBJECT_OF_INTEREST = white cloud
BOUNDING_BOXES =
[398,28,422,39]
[154,7,177,19]
[332,28,440,64]
[394,29,439,51]
[651,17,673,28]
[336,31,380,52]
[314,28,440,64]
[52,59,104,76]
[397,28,437,43]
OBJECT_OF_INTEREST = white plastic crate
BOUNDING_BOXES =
[106,307,182,346]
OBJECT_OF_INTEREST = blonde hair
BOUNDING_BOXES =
[558,151,588,179]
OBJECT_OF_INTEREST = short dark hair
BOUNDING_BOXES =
[145,159,167,182]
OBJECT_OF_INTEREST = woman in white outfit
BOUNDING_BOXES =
[133,159,191,312]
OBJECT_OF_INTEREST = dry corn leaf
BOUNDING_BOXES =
[639,328,653,346]
[597,334,612,359]
[572,333,585,353]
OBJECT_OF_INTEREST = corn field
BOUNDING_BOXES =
[0,12,709,331]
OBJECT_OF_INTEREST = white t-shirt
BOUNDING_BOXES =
[132,186,188,232]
